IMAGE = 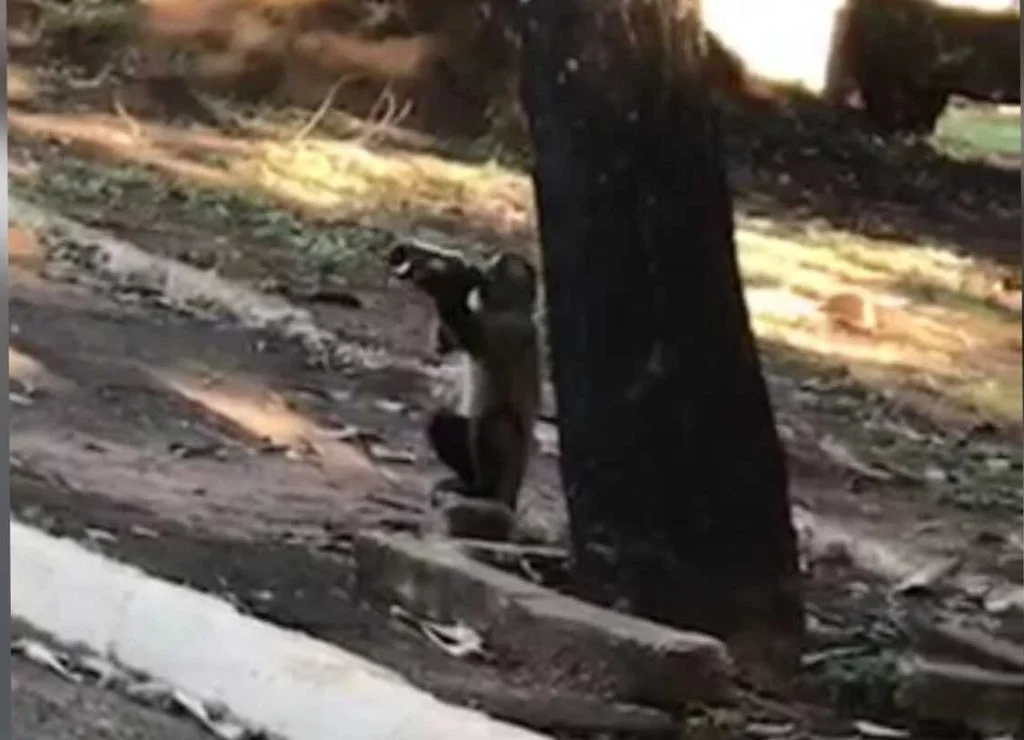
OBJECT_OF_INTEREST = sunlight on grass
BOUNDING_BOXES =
[935,104,1021,161]
[10,107,1020,427]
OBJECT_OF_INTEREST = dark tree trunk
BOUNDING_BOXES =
[516,0,804,681]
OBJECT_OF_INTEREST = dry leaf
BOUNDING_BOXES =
[367,444,416,465]
[323,425,384,444]
[13,638,82,683]
[818,436,893,481]
[9,391,34,407]
[892,555,965,596]
[373,399,406,414]
[853,719,910,738]
[389,604,488,660]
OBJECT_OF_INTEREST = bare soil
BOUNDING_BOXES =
[12,655,212,740]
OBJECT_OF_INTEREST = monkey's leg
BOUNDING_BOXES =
[472,411,528,510]
[426,410,476,494]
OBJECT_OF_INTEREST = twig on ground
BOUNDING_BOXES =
[289,76,356,142]
[65,60,116,91]
[111,90,144,140]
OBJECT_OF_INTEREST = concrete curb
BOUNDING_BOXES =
[10,519,549,740]
[354,531,736,709]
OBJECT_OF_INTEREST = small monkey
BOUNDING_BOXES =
[388,240,541,540]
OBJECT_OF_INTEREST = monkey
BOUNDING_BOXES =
[387,240,541,540]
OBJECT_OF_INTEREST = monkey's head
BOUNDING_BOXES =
[469,252,538,313]
[387,239,480,294]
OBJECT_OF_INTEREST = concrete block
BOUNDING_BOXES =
[354,531,736,710]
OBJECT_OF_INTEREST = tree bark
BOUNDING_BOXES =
[516,0,804,681]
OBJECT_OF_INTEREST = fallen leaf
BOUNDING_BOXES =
[853,719,910,738]
[84,527,118,544]
[801,645,871,669]
[368,444,416,465]
[9,391,34,407]
[12,638,82,683]
[419,621,486,659]
[129,524,160,539]
[76,654,127,688]
[323,425,384,445]
[374,399,406,414]
[821,291,879,333]
[892,555,964,597]
[389,604,488,660]
[818,436,893,481]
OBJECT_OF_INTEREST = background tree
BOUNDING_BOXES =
[516,0,805,681]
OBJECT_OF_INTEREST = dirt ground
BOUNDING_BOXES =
[12,655,214,740]
[8,12,1023,739]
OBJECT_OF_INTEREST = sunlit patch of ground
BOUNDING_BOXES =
[10,104,1019,437]
[8,109,534,248]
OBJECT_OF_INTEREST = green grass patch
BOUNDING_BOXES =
[935,104,1021,161]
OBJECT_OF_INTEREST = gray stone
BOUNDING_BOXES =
[353,531,736,709]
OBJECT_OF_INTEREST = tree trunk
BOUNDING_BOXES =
[516,0,804,682]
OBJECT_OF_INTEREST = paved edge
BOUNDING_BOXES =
[9,519,549,740]
[353,531,737,709]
